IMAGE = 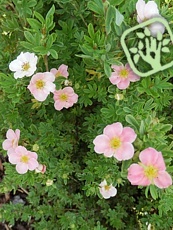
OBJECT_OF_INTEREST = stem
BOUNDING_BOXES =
[43,55,49,72]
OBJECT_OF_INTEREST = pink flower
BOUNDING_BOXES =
[127,147,172,189]
[50,64,69,78]
[136,0,165,37]
[2,129,20,155]
[99,179,117,199]
[93,122,137,161]
[35,164,46,174]
[53,87,78,111]
[8,146,39,174]
[109,64,140,90]
[28,72,56,102]
[136,0,159,23]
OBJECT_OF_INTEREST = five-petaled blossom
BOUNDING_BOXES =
[53,87,78,111]
[127,147,172,189]
[28,72,56,102]
[9,52,38,79]
[93,122,137,161]
[50,64,69,78]
[136,0,165,36]
[8,146,39,174]
[109,63,140,90]
[99,179,117,199]
[2,129,20,155]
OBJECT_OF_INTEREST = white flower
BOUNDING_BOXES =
[99,179,117,199]
[136,0,165,36]
[9,52,38,79]
[46,179,53,186]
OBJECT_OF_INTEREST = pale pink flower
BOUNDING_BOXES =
[35,164,46,174]
[109,64,140,90]
[2,129,20,155]
[53,87,78,111]
[28,72,56,102]
[136,0,165,36]
[93,122,137,161]
[127,147,172,189]
[8,146,39,174]
[9,52,38,79]
[50,64,69,78]
[99,179,117,199]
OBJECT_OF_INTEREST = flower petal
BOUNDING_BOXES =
[120,127,137,143]
[103,122,123,138]
[154,171,172,188]
[127,163,150,186]
[139,148,165,170]
[114,142,134,161]
[144,1,159,19]
[117,79,130,89]
[93,134,110,154]
[28,158,39,170]
[16,162,28,174]
[136,0,146,22]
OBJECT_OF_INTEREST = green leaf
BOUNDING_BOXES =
[115,8,124,26]
[125,115,139,130]
[104,62,111,77]
[33,46,48,54]
[145,186,149,198]
[159,124,172,132]
[133,54,140,64]
[144,98,155,110]
[149,185,158,200]
[87,0,104,16]
[88,23,95,39]
[161,47,170,53]
[27,0,37,7]
[27,18,41,30]
[139,120,145,135]
[105,6,115,34]
[49,49,58,59]
[46,5,55,19]
[20,41,34,50]
[136,32,145,39]
[24,31,35,43]
[34,11,45,24]
[129,47,138,54]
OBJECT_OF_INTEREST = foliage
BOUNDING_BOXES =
[0,0,173,229]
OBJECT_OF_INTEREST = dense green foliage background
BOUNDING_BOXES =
[0,0,173,229]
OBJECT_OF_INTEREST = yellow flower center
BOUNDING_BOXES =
[36,80,45,89]
[110,138,121,149]
[22,62,30,71]
[144,165,158,180]
[20,155,29,163]
[59,93,68,101]
[104,185,111,191]
[119,69,128,78]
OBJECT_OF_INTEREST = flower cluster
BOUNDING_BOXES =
[9,52,78,111]
[93,123,172,199]
[2,129,46,174]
